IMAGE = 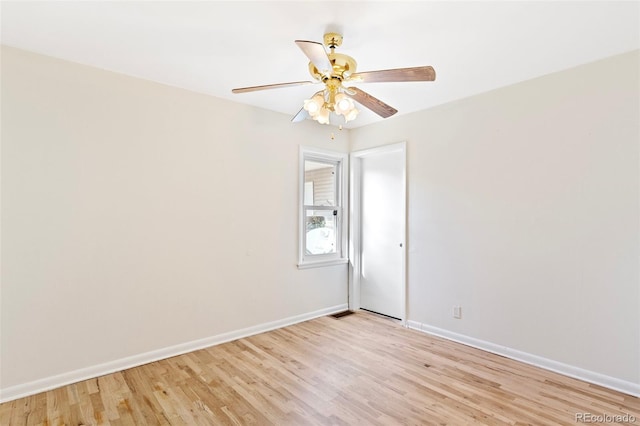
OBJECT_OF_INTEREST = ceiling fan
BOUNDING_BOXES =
[232,33,436,125]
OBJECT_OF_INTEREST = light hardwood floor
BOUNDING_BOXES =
[1,311,638,425]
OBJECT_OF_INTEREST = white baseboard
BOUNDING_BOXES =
[0,303,348,403]
[406,320,639,398]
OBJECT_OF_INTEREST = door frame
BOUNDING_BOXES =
[349,141,407,325]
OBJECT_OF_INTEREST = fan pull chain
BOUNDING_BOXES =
[329,124,344,140]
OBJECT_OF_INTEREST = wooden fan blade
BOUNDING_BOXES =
[232,81,315,94]
[348,87,398,118]
[350,66,436,83]
[291,107,309,123]
[295,40,332,76]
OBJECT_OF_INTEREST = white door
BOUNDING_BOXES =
[354,145,405,320]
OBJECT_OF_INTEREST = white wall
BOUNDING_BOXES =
[0,46,349,392]
[351,50,640,386]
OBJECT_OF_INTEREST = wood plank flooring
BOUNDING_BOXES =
[1,311,638,425]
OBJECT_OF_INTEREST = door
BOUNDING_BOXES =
[351,143,406,320]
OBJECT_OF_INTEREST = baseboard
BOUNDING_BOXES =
[0,303,348,403]
[406,320,639,397]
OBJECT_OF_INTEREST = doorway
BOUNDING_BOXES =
[349,142,406,322]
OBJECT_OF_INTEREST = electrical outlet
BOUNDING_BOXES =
[453,305,462,319]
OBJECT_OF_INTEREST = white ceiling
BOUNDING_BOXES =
[2,1,638,128]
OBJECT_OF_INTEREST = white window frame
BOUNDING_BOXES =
[298,146,348,269]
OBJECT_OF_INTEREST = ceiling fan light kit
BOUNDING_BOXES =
[232,33,436,126]
[303,78,359,125]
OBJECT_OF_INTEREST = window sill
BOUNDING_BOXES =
[297,258,349,270]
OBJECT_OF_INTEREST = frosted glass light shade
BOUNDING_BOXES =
[304,93,325,117]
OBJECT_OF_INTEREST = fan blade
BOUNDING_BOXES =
[350,66,436,83]
[348,87,398,118]
[295,40,332,76]
[291,107,309,123]
[232,81,315,94]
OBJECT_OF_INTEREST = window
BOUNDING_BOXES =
[298,147,348,268]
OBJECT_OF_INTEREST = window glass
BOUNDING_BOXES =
[304,161,336,206]
[305,210,337,255]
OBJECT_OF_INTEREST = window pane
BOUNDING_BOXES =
[305,209,337,255]
[304,161,336,206]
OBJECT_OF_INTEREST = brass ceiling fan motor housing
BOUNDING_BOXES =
[308,33,358,81]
